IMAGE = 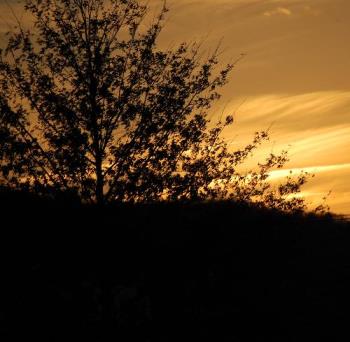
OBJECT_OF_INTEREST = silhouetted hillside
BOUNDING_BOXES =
[0,189,349,341]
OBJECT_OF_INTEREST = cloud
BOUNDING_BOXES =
[220,91,350,214]
[264,7,292,17]
[231,91,350,136]
[266,163,350,214]
[268,163,350,181]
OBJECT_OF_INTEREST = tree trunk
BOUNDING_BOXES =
[95,155,104,206]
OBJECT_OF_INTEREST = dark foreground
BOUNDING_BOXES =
[1,190,350,341]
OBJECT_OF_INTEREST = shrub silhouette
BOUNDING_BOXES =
[0,0,315,211]
[0,190,348,342]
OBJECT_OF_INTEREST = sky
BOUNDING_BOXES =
[0,0,350,214]
[159,0,350,214]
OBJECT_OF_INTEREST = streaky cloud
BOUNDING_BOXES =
[264,7,292,17]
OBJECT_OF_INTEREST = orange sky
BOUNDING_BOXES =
[1,0,350,214]
[159,0,350,214]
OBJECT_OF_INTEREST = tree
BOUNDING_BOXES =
[0,0,312,211]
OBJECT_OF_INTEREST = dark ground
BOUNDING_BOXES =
[0,189,350,341]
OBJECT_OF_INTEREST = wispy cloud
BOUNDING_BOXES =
[232,91,350,135]
[222,91,350,214]
[266,163,350,214]
[264,7,292,17]
[268,163,350,180]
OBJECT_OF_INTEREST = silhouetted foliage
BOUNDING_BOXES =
[0,190,348,341]
[0,0,314,211]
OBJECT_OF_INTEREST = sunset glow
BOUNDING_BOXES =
[1,0,349,213]
[160,0,350,214]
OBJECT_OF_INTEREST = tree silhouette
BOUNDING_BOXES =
[0,0,312,210]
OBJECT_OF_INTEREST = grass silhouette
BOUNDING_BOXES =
[0,188,349,341]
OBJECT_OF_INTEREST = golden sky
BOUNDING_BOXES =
[1,0,350,214]
[159,0,350,214]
